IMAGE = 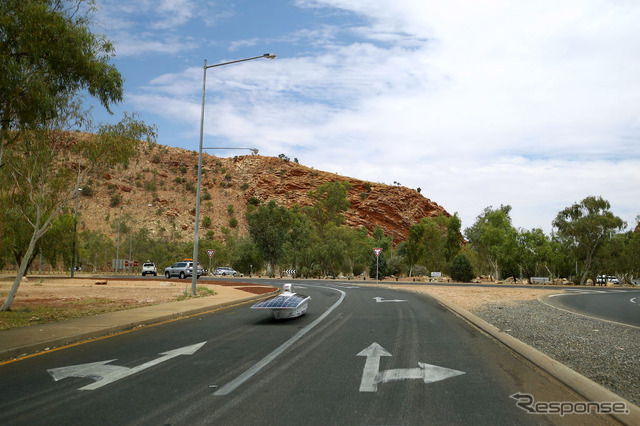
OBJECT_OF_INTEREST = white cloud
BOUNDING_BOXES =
[123,0,640,232]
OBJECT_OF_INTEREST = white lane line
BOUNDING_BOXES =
[214,286,346,396]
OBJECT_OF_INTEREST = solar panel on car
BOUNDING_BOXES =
[252,293,310,309]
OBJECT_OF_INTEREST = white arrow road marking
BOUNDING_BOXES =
[357,343,465,392]
[47,341,206,391]
[631,297,638,305]
[357,343,392,392]
[373,297,407,303]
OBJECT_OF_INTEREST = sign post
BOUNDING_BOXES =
[373,248,382,283]
[206,249,215,274]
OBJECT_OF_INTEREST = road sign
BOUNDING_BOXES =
[206,249,215,258]
[357,342,465,392]
[133,261,139,267]
[48,342,206,390]
[373,248,382,257]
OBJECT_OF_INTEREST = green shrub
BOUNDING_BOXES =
[110,194,121,207]
[449,254,475,282]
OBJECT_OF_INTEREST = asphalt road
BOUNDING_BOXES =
[544,288,640,327]
[0,280,613,425]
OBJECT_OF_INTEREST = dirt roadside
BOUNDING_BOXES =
[383,284,566,311]
[0,275,276,330]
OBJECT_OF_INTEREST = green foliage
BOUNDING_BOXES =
[449,253,475,282]
[78,230,115,272]
[231,238,263,275]
[404,222,425,276]
[0,1,156,310]
[228,217,238,228]
[553,196,625,285]
[369,251,388,279]
[306,181,352,229]
[201,216,212,228]
[0,0,123,135]
[464,205,516,279]
[597,228,640,284]
[246,200,291,275]
[110,193,122,207]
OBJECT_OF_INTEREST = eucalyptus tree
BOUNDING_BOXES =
[1,109,155,311]
[516,228,552,279]
[0,0,123,165]
[464,205,517,280]
[404,222,426,277]
[595,226,640,284]
[79,230,115,272]
[246,200,292,276]
[280,206,317,275]
[552,196,625,285]
[306,181,352,232]
[1,0,156,311]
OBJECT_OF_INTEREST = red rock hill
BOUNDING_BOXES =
[76,143,450,244]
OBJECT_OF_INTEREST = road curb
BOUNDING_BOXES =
[0,291,278,362]
[421,291,640,425]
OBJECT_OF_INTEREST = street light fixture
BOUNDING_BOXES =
[191,53,276,295]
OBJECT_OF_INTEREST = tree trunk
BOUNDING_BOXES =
[1,229,38,311]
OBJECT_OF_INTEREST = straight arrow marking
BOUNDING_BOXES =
[357,343,392,392]
[47,341,207,391]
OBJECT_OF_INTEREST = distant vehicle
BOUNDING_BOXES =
[141,262,157,276]
[596,275,619,284]
[213,267,237,276]
[164,261,203,279]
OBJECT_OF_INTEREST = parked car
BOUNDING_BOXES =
[164,261,203,279]
[214,267,238,276]
[141,262,157,276]
[596,275,619,284]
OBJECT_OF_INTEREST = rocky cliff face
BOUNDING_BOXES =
[76,143,450,244]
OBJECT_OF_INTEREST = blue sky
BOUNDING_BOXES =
[90,0,640,234]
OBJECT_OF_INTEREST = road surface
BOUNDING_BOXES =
[0,280,614,425]
[544,288,640,327]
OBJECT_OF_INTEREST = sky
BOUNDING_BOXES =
[90,0,640,234]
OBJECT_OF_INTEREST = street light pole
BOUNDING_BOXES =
[191,53,275,296]
[116,206,122,273]
[71,186,81,278]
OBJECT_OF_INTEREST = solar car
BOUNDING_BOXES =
[251,283,310,319]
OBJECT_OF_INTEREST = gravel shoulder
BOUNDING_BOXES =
[389,284,640,407]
